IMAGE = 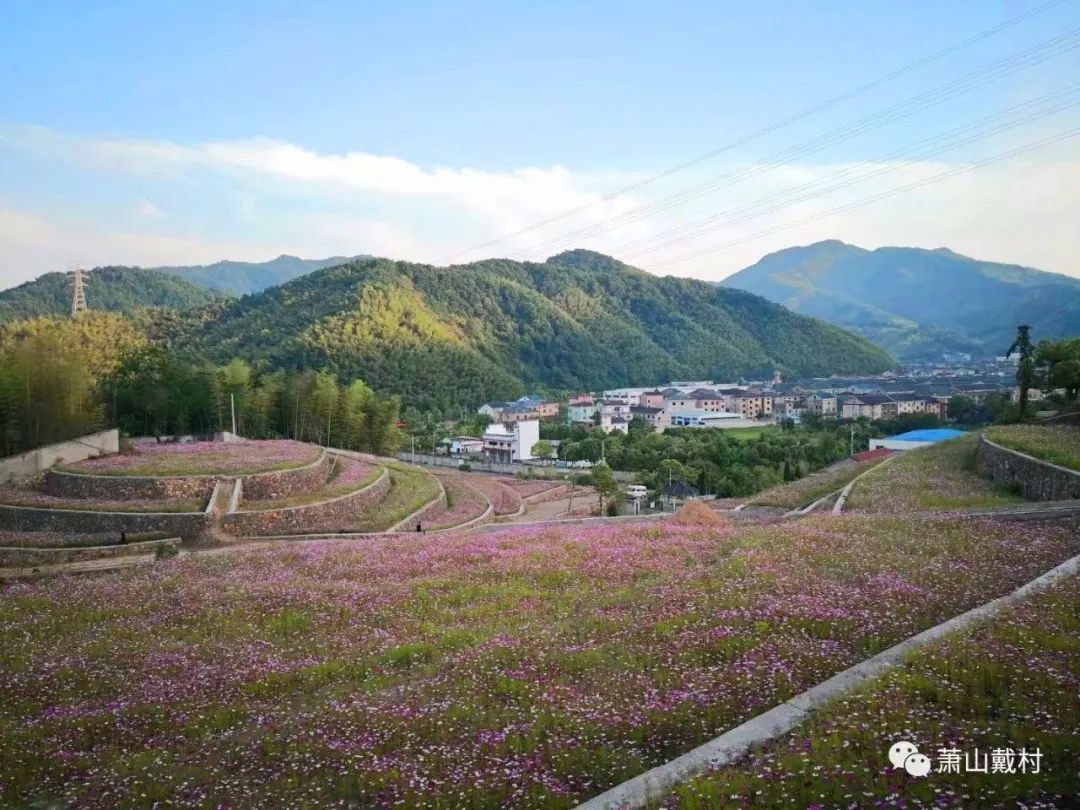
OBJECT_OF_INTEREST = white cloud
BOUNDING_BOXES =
[0,206,290,287]
[1,125,1078,289]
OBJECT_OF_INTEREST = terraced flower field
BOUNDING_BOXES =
[61,439,320,477]
[749,457,885,509]
[1,514,1076,808]
[240,457,380,511]
[458,473,522,515]
[665,574,1080,808]
[846,436,1023,513]
[429,475,489,529]
[986,424,1080,471]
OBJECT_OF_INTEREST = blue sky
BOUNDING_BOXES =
[1,0,1078,288]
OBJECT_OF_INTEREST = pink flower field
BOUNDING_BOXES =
[460,473,523,514]
[429,476,489,529]
[62,439,320,477]
[0,514,1077,808]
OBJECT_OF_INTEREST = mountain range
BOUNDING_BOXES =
[154,254,367,296]
[168,250,891,410]
[722,240,1080,359]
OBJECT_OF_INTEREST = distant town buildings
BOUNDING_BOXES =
[472,359,1026,448]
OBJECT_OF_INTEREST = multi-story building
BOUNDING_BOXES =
[840,393,899,420]
[482,419,540,463]
[638,389,665,409]
[805,393,838,417]
[568,394,597,425]
[630,404,670,430]
[734,390,773,419]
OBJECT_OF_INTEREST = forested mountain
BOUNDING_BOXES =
[722,240,1080,360]
[0,266,220,324]
[175,250,893,411]
[154,254,367,295]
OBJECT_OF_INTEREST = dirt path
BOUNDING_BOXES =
[502,492,601,523]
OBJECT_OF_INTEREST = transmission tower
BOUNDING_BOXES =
[69,265,89,317]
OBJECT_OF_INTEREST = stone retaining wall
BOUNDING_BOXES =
[975,433,1080,501]
[239,453,332,500]
[45,470,216,500]
[0,537,177,567]
[222,467,390,536]
[0,504,208,540]
[44,451,330,502]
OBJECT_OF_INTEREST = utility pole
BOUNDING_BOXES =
[69,265,89,318]
[850,424,855,457]
[230,393,237,436]
[327,396,333,447]
[411,434,416,464]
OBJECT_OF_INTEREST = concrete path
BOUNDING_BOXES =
[575,551,1080,810]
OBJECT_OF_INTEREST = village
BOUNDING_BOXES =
[447,364,1033,463]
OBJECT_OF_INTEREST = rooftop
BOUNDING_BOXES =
[890,428,967,443]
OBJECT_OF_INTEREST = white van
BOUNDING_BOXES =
[626,485,648,499]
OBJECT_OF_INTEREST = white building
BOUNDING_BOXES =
[600,387,653,406]
[668,410,759,429]
[482,419,541,463]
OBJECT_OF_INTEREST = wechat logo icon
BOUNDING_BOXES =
[889,741,932,777]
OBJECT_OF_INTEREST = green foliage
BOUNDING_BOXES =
[0,266,220,324]
[180,252,892,411]
[0,313,146,454]
[1035,336,1080,401]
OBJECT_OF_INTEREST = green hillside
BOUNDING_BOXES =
[0,266,221,324]
[154,254,367,295]
[178,250,893,410]
[722,240,1080,359]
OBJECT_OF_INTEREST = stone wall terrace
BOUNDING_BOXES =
[976,433,1080,502]
[0,503,208,540]
[222,466,390,537]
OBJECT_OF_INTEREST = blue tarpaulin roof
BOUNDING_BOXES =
[889,428,966,443]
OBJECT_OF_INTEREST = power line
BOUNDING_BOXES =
[445,0,1070,261]
[522,30,1080,257]
[647,126,1080,270]
[617,85,1080,259]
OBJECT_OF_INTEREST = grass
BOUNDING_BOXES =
[749,457,885,509]
[664,574,1080,808]
[352,461,441,531]
[986,423,1080,471]
[0,514,1076,807]
[720,426,780,441]
[846,435,1023,512]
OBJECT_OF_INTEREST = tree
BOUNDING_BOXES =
[1051,360,1080,402]
[591,462,620,514]
[531,439,553,465]
[1005,324,1036,416]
